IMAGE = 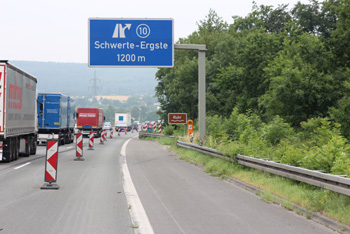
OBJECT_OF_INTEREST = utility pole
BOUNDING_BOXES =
[89,71,101,101]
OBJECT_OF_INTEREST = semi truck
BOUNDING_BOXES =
[0,61,38,162]
[114,113,132,131]
[76,108,104,137]
[37,93,75,145]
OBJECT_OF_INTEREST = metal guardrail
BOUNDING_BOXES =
[176,140,350,197]
[139,132,174,138]
[139,132,350,196]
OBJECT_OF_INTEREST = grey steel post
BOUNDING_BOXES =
[198,49,206,141]
[174,44,206,141]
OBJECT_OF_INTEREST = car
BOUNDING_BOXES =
[103,122,112,130]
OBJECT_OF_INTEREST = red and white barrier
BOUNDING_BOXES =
[100,130,105,141]
[110,129,113,138]
[74,133,84,161]
[144,123,147,132]
[118,128,121,136]
[41,139,59,189]
[88,131,94,150]
[99,131,104,144]
[158,122,162,134]
[153,122,157,133]
[125,128,127,135]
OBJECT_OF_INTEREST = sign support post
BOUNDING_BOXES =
[174,44,206,141]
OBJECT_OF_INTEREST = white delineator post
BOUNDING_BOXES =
[41,139,59,189]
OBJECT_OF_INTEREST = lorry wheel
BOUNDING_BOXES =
[14,138,19,160]
[3,138,12,162]
[23,137,30,157]
[2,139,11,162]
[9,139,14,162]
[30,136,37,155]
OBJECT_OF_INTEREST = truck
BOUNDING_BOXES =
[0,61,38,162]
[37,93,75,145]
[114,113,132,131]
[76,108,104,137]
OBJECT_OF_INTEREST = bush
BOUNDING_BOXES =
[279,139,305,166]
[206,115,226,141]
[300,135,350,172]
[223,108,263,141]
[163,125,175,136]
[261,115,294,145]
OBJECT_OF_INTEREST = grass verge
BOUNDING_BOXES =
[142,136,350,227]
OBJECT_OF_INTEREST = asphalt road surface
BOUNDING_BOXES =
[126,137,335,234]
[0,134,134,234]
[0,132,337,234]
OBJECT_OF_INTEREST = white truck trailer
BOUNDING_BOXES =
[0,61,37,162]
[114,113,132,131]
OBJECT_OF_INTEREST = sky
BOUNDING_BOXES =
[1,0,311,63]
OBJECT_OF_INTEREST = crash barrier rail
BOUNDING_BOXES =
[139,132,350,196]
[176,140,350,197]
[139,132,174,139]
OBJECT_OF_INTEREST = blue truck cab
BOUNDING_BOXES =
[37,93,75,145]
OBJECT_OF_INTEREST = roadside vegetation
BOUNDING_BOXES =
[155,0,350,175]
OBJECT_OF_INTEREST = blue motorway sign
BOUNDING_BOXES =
[89,18,174,67]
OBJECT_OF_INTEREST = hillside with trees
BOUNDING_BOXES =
[155,0,350,177]
[10,60,157,96]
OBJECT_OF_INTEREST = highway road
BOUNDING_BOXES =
[0,132,336,234]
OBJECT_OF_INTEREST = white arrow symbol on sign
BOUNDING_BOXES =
[112,24,132,38]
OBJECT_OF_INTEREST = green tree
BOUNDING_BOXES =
[259,33,341,125]
[231,2,291,33]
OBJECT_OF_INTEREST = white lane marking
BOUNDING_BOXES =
[14,162,31,170]
[121,138,154,234]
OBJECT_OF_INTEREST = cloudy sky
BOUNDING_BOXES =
[1,0,310,63]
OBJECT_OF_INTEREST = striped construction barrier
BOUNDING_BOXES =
[41,139,59,189]
[118,128,121,136]
[110,129,113,138]
[100,131,104,144]
[74,133,84,161]
[153,122,157,133]
[158,122,162,134]
[103,130,107,141]
[88,131,94,150]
